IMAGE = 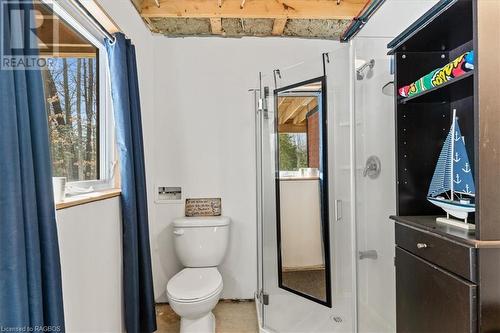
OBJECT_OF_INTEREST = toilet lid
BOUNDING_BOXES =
[167,267,222,302]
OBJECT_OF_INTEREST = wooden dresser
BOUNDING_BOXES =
[388,0,500,331]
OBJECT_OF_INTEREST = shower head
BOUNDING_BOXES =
[356,59,375,80]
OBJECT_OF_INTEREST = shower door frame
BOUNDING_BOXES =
[255,44,359,332]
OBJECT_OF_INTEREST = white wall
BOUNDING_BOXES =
[56,198,124,333]
[280,179,323,269]
[358,0,440,38]
[150,37,339,301]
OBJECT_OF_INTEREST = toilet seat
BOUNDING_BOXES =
[167,267,223,303]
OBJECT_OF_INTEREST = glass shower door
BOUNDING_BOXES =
[257,44,356,333]
[354,37,396,333]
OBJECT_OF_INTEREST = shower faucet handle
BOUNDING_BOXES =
[363,156,381,179]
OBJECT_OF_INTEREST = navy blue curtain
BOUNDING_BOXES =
[106,33,156,333]
[0,0,65,332]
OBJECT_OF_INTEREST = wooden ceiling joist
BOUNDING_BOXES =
[272,18,287,36]
[294,99,318,124]
[140,0,366,20]
[279,97,314,124]
[210,17,223,34]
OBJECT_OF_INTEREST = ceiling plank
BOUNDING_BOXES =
[272,18,287,36]
[278,97,287,108]
[279,96,314,124]
[294,99,318,124]
[140,0,366,20]
[210,17,223,34]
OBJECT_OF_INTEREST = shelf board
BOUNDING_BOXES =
[398,71,474,104]
[390,215,477,245]
[388,0,472,54]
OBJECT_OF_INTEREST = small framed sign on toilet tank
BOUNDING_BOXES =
[185,198,222,217]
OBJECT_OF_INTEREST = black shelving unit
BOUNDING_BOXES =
[388,0,500,332]
[398,71,474,104]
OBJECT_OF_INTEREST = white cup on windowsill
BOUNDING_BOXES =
[52,177,67,203]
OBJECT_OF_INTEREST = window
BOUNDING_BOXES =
[277,93,320,178]
[279,132,308,172]
[35,1,114,192]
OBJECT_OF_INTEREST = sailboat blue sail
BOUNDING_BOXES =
[427,130,453,198]
[453,122,475,196]
[427,109,475,222]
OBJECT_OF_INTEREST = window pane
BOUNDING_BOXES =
[36,4,99,182]
[279,133,308,172]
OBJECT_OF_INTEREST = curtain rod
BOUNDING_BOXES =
[72,0,116,43]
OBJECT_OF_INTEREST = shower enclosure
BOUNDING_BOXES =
[254,37,397,333]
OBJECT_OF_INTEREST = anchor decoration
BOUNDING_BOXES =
[427,109,475,224]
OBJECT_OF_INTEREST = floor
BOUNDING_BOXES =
[282,269,326,301]
[156,300,259,333]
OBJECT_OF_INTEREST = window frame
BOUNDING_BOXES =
[276,91,321,176]
[41,0,116,194]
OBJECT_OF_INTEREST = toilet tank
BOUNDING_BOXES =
[172,216,230,267]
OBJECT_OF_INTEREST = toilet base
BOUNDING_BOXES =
[180,311,215,333]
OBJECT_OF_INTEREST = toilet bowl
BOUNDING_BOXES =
[166,216,230,333]
[167,267,223,333]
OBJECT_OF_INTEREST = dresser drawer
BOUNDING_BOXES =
[395,222,477,282]
[396,247,477,333]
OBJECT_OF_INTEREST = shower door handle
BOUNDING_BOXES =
[335,200,342,222]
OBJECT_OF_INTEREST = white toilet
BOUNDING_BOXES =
[166,216,230,333]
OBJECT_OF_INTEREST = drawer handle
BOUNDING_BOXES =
[416,243,428,249]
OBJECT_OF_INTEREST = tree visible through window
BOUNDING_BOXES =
[279,133,308,171]
[42,58,97,181]
[36,3,99,182]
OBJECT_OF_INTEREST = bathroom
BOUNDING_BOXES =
[2,0,500,333]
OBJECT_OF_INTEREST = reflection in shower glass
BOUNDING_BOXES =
[275,77,331,306]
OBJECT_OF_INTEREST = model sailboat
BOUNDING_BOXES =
[427,109,475,230]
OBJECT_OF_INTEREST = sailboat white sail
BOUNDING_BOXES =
[427,109,475,226]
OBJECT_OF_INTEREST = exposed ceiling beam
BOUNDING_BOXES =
[279,97,314,124]
[278,123,306,133]
[294,99,318,124]
[210,17,223,34]
[272,18,287,36]
[140,0,366,19]
[278,97,286,108]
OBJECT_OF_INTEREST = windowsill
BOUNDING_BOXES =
[279,176,320,181]
[56,189,121,210]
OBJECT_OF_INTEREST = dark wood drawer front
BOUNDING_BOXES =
[396,247,477,333]
[395,222,477,282]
